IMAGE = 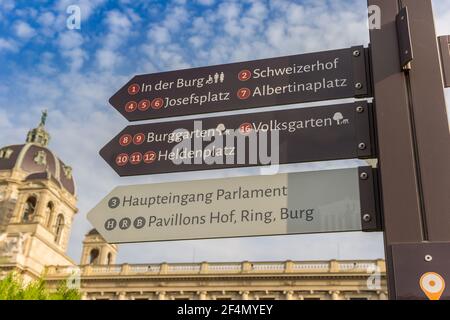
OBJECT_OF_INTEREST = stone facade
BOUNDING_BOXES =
[45,259,387,300]
[0,116,77,282]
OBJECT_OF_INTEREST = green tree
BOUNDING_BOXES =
[0,273,81,300]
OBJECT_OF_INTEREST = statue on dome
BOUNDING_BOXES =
[39,110,48,127]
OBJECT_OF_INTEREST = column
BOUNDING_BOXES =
[330,291,341,300]
[34,193,49,224]
[240,291,250,300]
[198,291,208,300]
[285,291,295,300]
[157,292,167,300]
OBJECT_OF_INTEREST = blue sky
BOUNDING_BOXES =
[1,0,449,264]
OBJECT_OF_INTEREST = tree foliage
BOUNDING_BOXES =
[0,273,81,300]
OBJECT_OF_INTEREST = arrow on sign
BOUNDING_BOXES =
[87,167,380,244]
[100,102,376,177]
[109,46,371,121]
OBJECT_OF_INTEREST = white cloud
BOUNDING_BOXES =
[0,0,15,12]
[57,32,87,71]
[55,0,106,20]
[106,10,132,31]
[37,52,57,75]
[162,6,189,32]
[0,38,18,52]
[14,21,36,39]
[58,31,83,49]
[93,10,137,71]
[149,25,171,44]
[197,0,215,6]
[37,11,56,28]
[95,49,120,70]
[188,35,205,48]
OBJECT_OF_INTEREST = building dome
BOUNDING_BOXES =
[86,228,100,236]
[0,111,76,195]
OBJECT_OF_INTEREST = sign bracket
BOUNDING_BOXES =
[396,6,414,70]
[438,35,450,88]
[358,166,382,232]
[351,46,371,97]
[354,102,376,158]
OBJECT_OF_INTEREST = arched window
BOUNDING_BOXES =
[107,252,113,265]
[45,202,54,228]
[22,196,37,222]
[89,249,100,265]
[54,214,64,243]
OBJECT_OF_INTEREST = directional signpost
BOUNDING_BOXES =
[109,46,370,121]
[89,0,450,300]
[100,102,375,176]
[87,167,380,244]
[368,0,450,300]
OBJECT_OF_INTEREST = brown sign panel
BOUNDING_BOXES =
[100,102,376,177]
[109,46,371,121]
[389,242,450,300]
[438,35,450,88]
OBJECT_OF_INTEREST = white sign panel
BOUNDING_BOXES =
[87,167,376,243]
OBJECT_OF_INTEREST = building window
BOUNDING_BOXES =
[33,150,47,166]
[54,214,64,243]
[0,148,13,159]
[45,202,54,228]
[22,196,37,222]
[89,249,100,265]
[62,165,73,179]
[107,252,112,265]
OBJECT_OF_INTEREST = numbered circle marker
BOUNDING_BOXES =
[420,272,446,300]
[108,197,120,209]
[115,153,129,166]
[132,133,145,145]
[138,99,151,111]
[151,98,164,110]
[133,217,146,229]
[125,101,137,113]
[237,88,251,100]
[104,218,117,231]
[239,122,253,135]
[238,70,252,81]
[144,151,157,164]
[130,152,143,165]
[119,134,132,147]
[127,83,140,95]
[119,217,131,230]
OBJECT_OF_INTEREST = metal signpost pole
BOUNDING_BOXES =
[368,0,450,299]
